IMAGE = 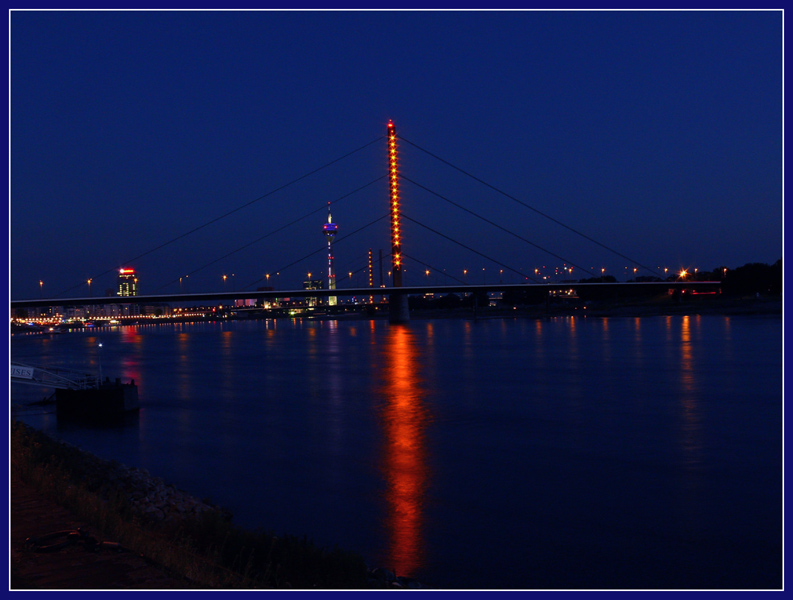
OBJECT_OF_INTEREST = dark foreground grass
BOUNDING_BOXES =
[11,420,369,589]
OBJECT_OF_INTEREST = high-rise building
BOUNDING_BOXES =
[303,278,323,308]
[323,203,338,306]
[117,268,138,297]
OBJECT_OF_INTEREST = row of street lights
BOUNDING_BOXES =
[42,263,721,302]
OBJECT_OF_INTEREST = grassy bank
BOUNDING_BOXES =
[10,420,370,589]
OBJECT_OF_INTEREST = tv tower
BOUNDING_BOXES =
[323,202,338,306]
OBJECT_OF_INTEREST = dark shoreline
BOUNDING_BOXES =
[10,421,422,589]
[11,295,783,335]
[410,294,782,320]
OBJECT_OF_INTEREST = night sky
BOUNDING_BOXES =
[9,9,782,300]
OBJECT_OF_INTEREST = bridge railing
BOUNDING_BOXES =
[11,362,100,390]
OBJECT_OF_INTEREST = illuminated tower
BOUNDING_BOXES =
[368,248,374,304]
[387,119,403,287]
[117,268,138,297]
[323,203,338,306]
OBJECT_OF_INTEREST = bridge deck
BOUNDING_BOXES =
[11,281,721,309]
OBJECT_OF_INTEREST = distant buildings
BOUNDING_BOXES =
[117,268,138,297]
[303,278,322,307]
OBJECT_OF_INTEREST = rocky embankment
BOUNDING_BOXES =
[13,423,426,588]
[28,433,226,525]
[86,460,223,524]
[81,453,427,587]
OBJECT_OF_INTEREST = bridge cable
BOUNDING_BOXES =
[58,135,385,296]
[398,135,661,277]
[401,214,540,283]
[334,249,387,286]
[155,176,386,293]
[401,175,595,278]
[400,253,467,285]
[241,213,390,291]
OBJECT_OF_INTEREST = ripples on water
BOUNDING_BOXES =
[11,315,782,589]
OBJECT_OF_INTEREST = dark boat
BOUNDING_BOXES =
[55,378,139,419]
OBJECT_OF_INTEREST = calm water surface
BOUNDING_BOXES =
[11,315,782,589]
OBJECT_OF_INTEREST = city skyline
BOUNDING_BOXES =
[10,9,782,300]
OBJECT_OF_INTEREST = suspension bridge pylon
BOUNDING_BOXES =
[387,119,409,323]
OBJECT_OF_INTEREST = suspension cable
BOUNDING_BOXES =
[59,135,385,296]
[399,135,661,277]
[242,213,390,290]
[156,176,385,292]
[401,175,593,278]
[335,248,386,285]
[401,253,466,285]
[401,214,538,283]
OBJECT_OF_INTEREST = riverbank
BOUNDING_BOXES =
[10,469,192,589]
[409,294,782,320]
[12,294,781,334]
[10,420,406,589]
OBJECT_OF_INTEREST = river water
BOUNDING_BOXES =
[10,314,782,589]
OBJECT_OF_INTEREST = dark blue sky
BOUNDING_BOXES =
[10,9,782,299]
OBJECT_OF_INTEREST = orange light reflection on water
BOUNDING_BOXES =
[379,325,431,578]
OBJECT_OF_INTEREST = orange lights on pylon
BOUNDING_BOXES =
[387,119,403,287]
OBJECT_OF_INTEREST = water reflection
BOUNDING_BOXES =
[678,316,703,465]
[324,320,345,456]
[680,316,695,393]
[378,325,431,578]
[600,317,611,363]
[632,317,644,367]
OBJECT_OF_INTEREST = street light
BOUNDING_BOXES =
[87,278,92,296]
[39,280,43,298]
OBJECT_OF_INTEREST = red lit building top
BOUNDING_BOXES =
[117,268,138,297]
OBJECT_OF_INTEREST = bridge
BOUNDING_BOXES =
[10,281,720,310]
[11,120,722,324]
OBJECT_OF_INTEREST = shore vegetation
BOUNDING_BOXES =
[11,420,369,589]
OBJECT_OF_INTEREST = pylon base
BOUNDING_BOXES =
[388,292,410,324]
